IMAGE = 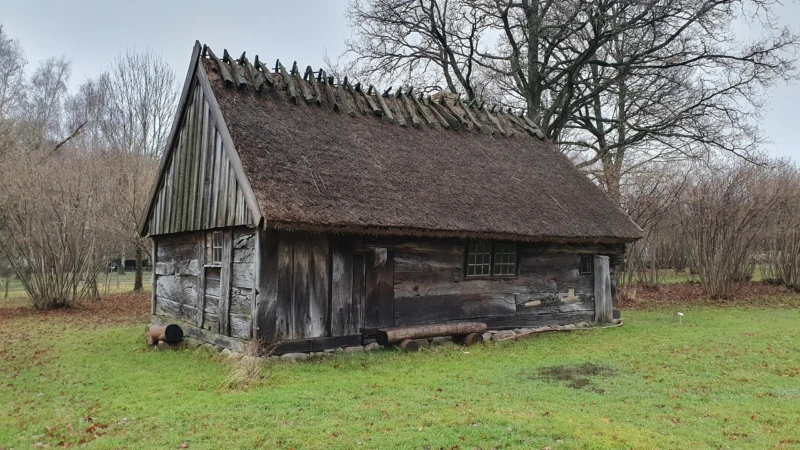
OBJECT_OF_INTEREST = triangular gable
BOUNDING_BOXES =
[140,42,261,236]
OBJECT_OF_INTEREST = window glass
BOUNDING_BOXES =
[580,255,593,274]
[493,243,517,276]
[211,231,223,264]
[466,242,492,276]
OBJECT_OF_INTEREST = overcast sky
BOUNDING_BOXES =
[2,0,799,161]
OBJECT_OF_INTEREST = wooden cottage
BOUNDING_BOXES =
[140,42,642,353]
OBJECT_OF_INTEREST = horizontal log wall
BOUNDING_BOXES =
[384,240,603,328]
[147,80,254,236]
[154,227,256,340]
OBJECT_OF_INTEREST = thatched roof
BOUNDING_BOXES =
[201,46,642,244]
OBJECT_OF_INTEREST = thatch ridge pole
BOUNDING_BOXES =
[222,49,247,89]
[253,55,275,85]
[276,60,297,104]
[205,46,233,87]
[293,61,314,104]
[305,66,322,106]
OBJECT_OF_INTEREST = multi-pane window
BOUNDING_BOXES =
[580,255,593,275]
[466,242,517,277]
[466,242,492,276]
[210,231,223,265]
[493,243,517,276]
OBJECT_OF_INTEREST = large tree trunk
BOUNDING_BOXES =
[133,245,143,291]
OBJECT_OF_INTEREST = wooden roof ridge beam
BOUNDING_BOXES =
[253,55,275,85]
[292,62,314,104]
[429,97,460,129]
[275,60,297,104]
[520,113,546,139]
[204,46,234,87]
[439,96,469,128]
[459,98,491,135]
[411,92,436,127]
[423,95,450,129]
[344,77,366,115]
[320,72,339,111]
[481,103,509,137]
[239,52,265,91]
[357,83,382,116]
[304,66,322,106]
[398,88,421,128]
[502,109,537,136]
[222,49,247,89]
[373,86,394,123]
[386,88,406,127]
[336,78,357,117]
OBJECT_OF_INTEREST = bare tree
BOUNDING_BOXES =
[346,0,799,204]
[92,48,178,291]
[0,26,26,162]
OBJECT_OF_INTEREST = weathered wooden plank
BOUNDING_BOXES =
[401,92,421,127]
[255,229,284,342]
[516,299,595,315]
[292,235,329,338]
[521,243,626,256]
[156,275,199,307]
[374,89,394,123]
[155,261,176,276]
[276,60,297,104]
[205,268,221,297]
[331,239,355,336]
[157,242,201,262]
[388,96,406,127]
[594,256,612,323]
[155,296,198,324]
[233,229,255,249]
[218,229,233,336]
[195,93,210,228]
[201,312,220,332]
[358,84,382,116]
[352,254,366,333]
[253,55,276,86]
[223,49,247,89]
[205,47,234,87]
[232,262,254,288]
[483,311,595,330]
[151,314,247,351]
[337,81,356,117]
[323,75,339,111]
[412,94,436,127]
[305,66,322,106]
[276,235,295,340]
[394,293,515,326]
[230,313,252,339]
[233,246,255,264]
[270,335,362,356]
[176,259,201,277]
[518,254,579,273]
[196,251,206,327]
[230,286,252,315]
[151,239,157,314]
[292,62,314,103]
[365,252,394,328]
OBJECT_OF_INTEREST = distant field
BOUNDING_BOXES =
[621,265,768,285]
[1,271,152,301]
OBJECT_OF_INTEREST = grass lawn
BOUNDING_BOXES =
[1,292,799,449]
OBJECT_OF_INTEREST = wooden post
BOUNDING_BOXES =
[594,256,613,323]
[219,229,233,336]
[151,239,157,314]
[3,276,8,299]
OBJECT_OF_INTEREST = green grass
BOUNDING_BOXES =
[0,271,152,300]
[1,297,800,449]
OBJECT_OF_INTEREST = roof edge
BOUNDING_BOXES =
[264,220,640,246]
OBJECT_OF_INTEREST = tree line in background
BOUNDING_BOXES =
[3,0,800,309]
[0,26,177,309]
[346,0,800,299]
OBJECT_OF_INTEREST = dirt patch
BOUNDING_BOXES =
[530,362,616,393]
[0,291,150,326]
[617,281,799,310]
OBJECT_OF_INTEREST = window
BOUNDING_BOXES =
[209,231,223,265]
[580,255,593,275]
[466,242,492,276]
[466,242,517,277]
[493,243,517,276]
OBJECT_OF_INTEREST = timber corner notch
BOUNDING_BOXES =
[140,41,643,357]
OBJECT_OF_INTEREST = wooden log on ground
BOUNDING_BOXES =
[399,339,419,352]
[148,324,184,343]
[453,332,483,346]
[376,322,486,346]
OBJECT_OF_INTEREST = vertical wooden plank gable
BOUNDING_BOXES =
[594,255,612,323]
[145,81,257,236]
[331,239,355,336]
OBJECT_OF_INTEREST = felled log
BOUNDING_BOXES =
[376,322,486,346]
[453,332,483,346]
[148,324,183,343]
